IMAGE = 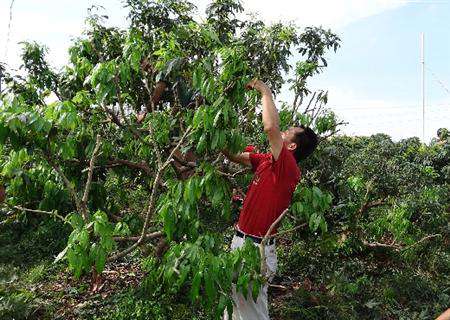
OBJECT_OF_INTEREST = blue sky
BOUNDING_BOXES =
[309,1,450,141]
[1,0,449,142]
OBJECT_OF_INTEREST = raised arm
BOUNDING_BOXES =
[246,80,283,160]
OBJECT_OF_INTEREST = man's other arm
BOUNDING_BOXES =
[246,80,283,160]
[436,309,450,320]
[222,150,251,167]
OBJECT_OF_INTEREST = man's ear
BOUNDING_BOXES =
[287,142,297,151]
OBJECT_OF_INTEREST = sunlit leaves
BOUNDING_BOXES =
[291,185,333,233]
[90,61,117,103]
[123,30,147,73]
[314,110,337,134]
[58,211,119,277]
[158,234,261,318]
[45,101,81,131]
[1,149,29,179]
[0,1,348,316]
[191,96,244,155]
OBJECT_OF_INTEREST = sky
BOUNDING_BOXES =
[1,0,449,142]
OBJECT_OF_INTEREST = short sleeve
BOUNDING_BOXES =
[271,146,300,185]
[249,153,266,173]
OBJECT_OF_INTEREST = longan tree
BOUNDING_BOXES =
[0,1,340,317]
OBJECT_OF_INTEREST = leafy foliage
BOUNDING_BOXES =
[0,0,448,319]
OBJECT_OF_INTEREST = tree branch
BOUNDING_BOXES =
[362,234,442,252]
[218,168,248,178]
[259,208,289,278]
[357,198,386,218]
[268,222,308,239]
[108,127,192,262]
[113,231,163,242]
[108,158,152,175]
[401,234,442,251]
[102,105,123,127]
[81,134,102,222]
[303,92,317,115]
[43,151,82,214]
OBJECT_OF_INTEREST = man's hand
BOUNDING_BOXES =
[245,79,271,95]
[136,111,147,124]
[222,150,251,167]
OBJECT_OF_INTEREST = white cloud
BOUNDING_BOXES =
[195,0,405,28]
[308,84,449,142]
[1,0,405,69]
[0,0,127,69]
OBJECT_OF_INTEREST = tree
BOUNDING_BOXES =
[0,1,339,317]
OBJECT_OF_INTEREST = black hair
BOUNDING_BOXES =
[293,125,318,162]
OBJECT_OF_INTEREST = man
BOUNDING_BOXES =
[222,79,318,320]
[436,309,450,320]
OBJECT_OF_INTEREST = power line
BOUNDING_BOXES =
[426,65,450,97]
[328,104,450,110]
[4,0,16,63]
[397,0,450,3]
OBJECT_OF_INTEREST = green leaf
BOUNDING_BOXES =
[95,247,106,274]
[211,131,220,150]
[113,222,131,236]
[237,273,249,298]
[77,229,90,250]
[0,123,9,144]
[161,205,175,241]
[193,68,202,88]
[177,265,190,289]
[68,213,84,230]
[204,272,215,305]
[193,107,204,128]
[190,272,202,302]
[212,96,224,109]
[252,279,261,302]
[196,134,206,154]
[213,110,222,126]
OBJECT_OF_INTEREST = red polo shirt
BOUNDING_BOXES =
[237,146,301,237]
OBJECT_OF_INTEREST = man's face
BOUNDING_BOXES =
[281,126,303,143]
[281,126,304,151]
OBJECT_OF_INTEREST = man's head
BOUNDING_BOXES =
[281,125,318,162]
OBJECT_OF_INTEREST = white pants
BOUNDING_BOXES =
[223,235,277,320]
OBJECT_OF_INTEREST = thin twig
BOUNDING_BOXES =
[303,92,317,115]
[268,223,308,239]
[102,105,123,127]
[173,153,196,168]
[362,234,442,252]
[163,127,193,169]
[218,168,248,178]
[148,121,162,167]
[401,234,442,251]
[10,205,67,223]
[107,170,163,261]
[113,77,154,149]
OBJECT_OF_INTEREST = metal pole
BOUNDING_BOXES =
[420,32,425,142]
